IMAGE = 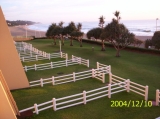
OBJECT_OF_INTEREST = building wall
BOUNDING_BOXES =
[0,81,17,119]
[0,7,29,90]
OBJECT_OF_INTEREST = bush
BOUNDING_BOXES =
[145,39,152,49]
[152,31,160,50]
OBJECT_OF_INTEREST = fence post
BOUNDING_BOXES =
[108,84,111,98]
[22,57,24,62]
[102,73,105,83]
[36,55,38,61]
[43,51,45,57]
[126,79,130,92]
[87,60,89,67]
[34,103,39,114]
[52,76,55,85]
[92,69,95,78]
[66,54,68,60]
[109,73,112,84]
[35,64,37,70]
[97,62,99,69]
[156,89,159,106]
[53,98,56,111]
[145,85,148,101]
[73,72,75,82]
[66,60,68,67]
[25,66,27,72]
[40,78,43,87]
[83,91,87,104]
[48,53,51,60]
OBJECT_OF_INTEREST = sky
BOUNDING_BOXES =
[0,0,160,24]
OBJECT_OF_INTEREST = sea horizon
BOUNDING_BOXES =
[28,19,160,36]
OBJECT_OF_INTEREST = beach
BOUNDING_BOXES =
[9,25,46,37]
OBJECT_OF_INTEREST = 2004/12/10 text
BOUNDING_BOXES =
[111,100,152,107]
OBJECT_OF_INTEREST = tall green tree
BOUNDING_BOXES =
[46,23,56,38]
[77,23,82,31]
[99,15,105,29]
[101,11,135,57]
[70,31,84,47]
[58,21,64,28]
[76,23,83,47]
[152,31,160,50]
[51,26,63,45]
[87,28,104,50]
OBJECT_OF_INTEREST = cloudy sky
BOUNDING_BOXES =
[0,0,159,23]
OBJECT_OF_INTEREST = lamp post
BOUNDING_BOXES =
[156,18,158,31]
[59,40,61,52]
[35,27,36,38]
[26,24,27,38]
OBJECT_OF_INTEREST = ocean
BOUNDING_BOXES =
[28,19,160,36]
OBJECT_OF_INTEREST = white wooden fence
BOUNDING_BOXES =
[97,62,111,74]
[15,42,68,62]
[19,52,68,62]
[24,56,89,72]
[29,66,111,87]
[72,55,89,67]
[109,73,148,101]
[156,89,160,106]
[19,81,127,114]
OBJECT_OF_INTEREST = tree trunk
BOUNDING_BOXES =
[80,39,82,47]
[101,40,105,51]
[70,38,73,46]
[54,39,56,45]
[116,49,120,57]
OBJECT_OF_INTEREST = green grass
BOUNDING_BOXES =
[12,39,160,119]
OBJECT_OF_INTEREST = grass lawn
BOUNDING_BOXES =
[12,39,160,119]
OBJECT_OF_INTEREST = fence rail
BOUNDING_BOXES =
[15,42,68,62]
[29,67,110,87]
[24,56,89,72]
[109,73,148,100]
[156,89,160,106]
[72,55,89,67]
[19,82,127,114]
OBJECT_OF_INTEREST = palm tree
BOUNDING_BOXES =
[76,23,83,47]
[101,11,135,57]
[77,23,82,31]
[99,15,105,29]
[114,11,121,23]
[58,21,64,28]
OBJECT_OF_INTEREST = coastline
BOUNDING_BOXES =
[9,25,152,42]
[8,25,46,37]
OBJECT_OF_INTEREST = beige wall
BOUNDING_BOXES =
[0,81,17,119]
[0,7,29,90]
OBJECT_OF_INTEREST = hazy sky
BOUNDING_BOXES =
[0,0,159,23]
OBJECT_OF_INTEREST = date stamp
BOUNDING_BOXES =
[111,100,152,107]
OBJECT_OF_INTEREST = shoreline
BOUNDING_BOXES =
[9,25,153,41]
[9,25,46,37]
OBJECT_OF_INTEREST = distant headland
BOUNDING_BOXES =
[6,20,38,26]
